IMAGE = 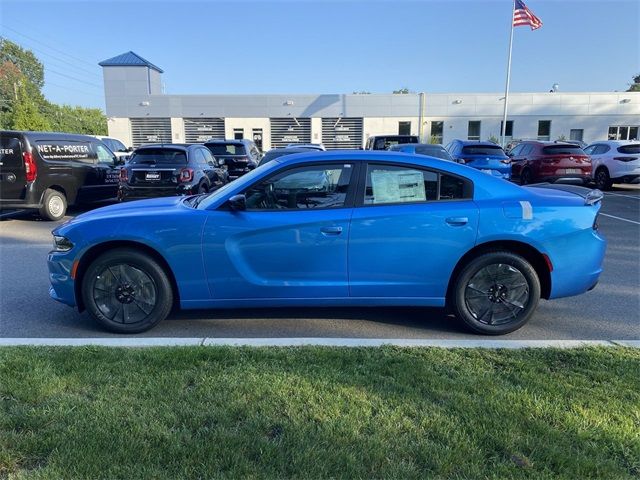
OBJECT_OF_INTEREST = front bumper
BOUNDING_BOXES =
[48,250,77,307]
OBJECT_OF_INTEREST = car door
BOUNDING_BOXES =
[202,161,358,299]
[508,144,524,178]
[349,162,478,300]
[0,133,26,202]
[91,143,120,200]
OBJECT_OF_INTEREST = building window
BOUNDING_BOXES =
[430,121,444,144]
[537,120,551,141]
[467,121,481,141]
[500,120,514,140]
[252,128,263,150]
[609,125,639,140]
[570,129,584,141]
[398,121,411,136]
[233,128,244,140]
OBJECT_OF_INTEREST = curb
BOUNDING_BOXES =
[0,338,636,348]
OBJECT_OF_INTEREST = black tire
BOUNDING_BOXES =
[594,167,612,191]
[520,168,532,186]
[81,248,173,333]
[39,188,67,221]
[451,251,541,335]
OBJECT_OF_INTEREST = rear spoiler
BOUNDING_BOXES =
[527,183,604,205]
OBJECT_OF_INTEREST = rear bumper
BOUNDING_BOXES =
[119,184,197,200]
[537,175,590,185]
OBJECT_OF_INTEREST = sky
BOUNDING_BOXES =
[1,0,638,110]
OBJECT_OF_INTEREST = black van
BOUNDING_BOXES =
[0,131,121,220]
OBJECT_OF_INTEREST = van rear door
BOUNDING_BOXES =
[0,133,26,202]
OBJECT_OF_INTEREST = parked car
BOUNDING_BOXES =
[49,150,605,336]
[389,143,454,161]
[94,135,132,163]
[508,141,591,185]
[118,144,227,200]
[0,130,120,220]
[203,139,261,180]
[446,140,511,180]
[258,147,316,166]
[584,140,640,190]
[286,143,326,151]
[365,135,419,150]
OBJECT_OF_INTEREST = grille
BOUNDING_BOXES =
[322,117,363,149]
[184,118,225,143]
[270,117,311,148]
[130,118,172,147]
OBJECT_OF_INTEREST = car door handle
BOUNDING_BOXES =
[445,217,468,226]
[320,226,343,236]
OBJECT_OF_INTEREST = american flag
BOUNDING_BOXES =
[513,0,543,30]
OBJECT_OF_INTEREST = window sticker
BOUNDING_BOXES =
[371,169,426,204]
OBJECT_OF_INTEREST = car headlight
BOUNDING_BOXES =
[52,235,74,252]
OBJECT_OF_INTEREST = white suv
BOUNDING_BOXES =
[584,140,640,190]
[94,136,132,163]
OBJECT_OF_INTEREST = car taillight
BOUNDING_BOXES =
[613,156,638,162]
[179,168,194,183]
[119,168,128,182]
[23,151,37,182]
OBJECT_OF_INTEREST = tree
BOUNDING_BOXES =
[352,91,371,94]
[393,87,411,94]
[0,38,44,88]
[45,103,107,135]
[627,73,640,92]
[11,82,51,131]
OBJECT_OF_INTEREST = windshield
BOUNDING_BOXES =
[415,146,452,160]
[542,145,585,155]
[196,161,272,210]
[461,145,507,156]
[129,149,187,164]
[206,143,246,156]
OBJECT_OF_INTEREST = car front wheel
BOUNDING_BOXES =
[451,251,540,335]
[81,248,173,333]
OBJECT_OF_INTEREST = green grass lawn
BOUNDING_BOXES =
[1,346,639,479]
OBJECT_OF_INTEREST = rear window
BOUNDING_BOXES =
[373,137,418,150]
[617,144,640,154]
[415,146,452,160]
[461,145,506,156]
[0,136,22,168]
[206,143,246,156]
[542,145,585,155]
[129,149,187,164]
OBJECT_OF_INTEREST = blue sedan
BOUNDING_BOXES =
[48,151,606,335]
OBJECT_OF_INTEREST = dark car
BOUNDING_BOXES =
[204,139,261,180]
[389,143,454,161]
[118,144,228,200]
[258,147,318,166]
[365,135,419,150]
[509,141,591,185]
[446,140,511,180]
[0,130,120,220]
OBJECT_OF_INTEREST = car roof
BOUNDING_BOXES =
[458,140,504,147]
[588,140,639,146]
[1,130,101,142]
[135,143,194,151]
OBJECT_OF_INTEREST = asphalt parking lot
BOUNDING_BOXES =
[1,187,638,340]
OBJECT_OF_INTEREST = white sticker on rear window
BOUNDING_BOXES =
[519,200,533,220]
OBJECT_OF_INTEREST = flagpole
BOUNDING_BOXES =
[501,0,515,147]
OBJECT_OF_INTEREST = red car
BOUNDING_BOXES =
[509,141,591,185]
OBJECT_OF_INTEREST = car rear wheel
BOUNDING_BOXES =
[451,251,540,335]
[82,248,173,333]
[595,167,612,191]
[39,188,67,221]
[520,168,532,185]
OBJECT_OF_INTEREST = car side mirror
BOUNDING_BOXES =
[228,194,246,211]
[126,147,134,152]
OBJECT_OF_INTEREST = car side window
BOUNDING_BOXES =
[244,164,353,210]
[521,144,533,156]
[364,164,472,205]
[96,144,115,164]
[583,145,595,155]
[599,145,611,154]
[509,144,522,156]
[201,148,217,166]
[194,149,207,165]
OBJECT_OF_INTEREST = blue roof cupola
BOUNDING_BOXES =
[98,51,163,73]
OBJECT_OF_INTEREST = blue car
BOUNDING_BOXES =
[389,143,454,161]
[446,140,512,180]
[48,151,605,335]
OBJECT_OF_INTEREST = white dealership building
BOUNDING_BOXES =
[100,52,640,150]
